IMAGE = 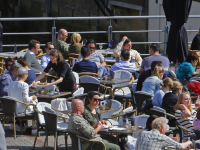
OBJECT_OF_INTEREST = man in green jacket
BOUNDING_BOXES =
[55,28,69,59]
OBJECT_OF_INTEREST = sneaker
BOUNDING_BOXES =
[9,123,14,130]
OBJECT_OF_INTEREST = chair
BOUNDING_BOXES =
[1,96,35,139]
[72,71,79,88]
[33,102,51,149]
[133,115,149,128]
[42,108,68,150]
[150,106,166,117]
[131,91,153,115]
[68,53,79,59]
[68,130,106,150]
[194,129,200,140]
[78,72,98,77]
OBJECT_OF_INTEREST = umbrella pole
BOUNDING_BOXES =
[175,59,178,73]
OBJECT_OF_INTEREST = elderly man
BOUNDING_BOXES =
[136,117,192,150]
[24,39,43,73]
[107,49,136,76]
[113,36,142,65]
[41,42,54,69]
[0,62,21,97]
[55,28,69,59]
[140,43,170,74]
[68,99,120,150]
[78,39,107,77]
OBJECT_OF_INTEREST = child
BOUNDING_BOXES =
[194,107,200,129]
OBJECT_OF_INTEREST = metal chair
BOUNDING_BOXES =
[42,108,68,150]
[1,96,35,139]
[68,130,106,150]
[133,115,149,128]
[78,72,98,77]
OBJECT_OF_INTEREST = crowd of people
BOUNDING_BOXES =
[1,27,200,149]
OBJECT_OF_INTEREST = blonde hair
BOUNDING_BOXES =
[160,77,173,89]
[151,65,164,79]
[70,32,81,46]
[49,49,63,63]
[171,81,183,93]
[174,91,192,112]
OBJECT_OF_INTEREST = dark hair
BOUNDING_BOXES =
[121,49,130,61]
[45,42,54,49]
[196,107,200,120]
[85,39,96,47]
[150,43,159,52]
[185,52,199,63]
[151,61,162,71]
[49,49,63,62]
[86,91,101,105]
[81,46,91,58]
[123,39,131,46]
[28,39,40,50]
[146,115,158,131]
[5,57,14,70]
[17,58,28,67]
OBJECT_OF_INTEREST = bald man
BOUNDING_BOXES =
[55,28,69,59]
[68,99,120,150]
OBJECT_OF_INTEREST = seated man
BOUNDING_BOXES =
[113,36,142,65]
[140,43,170,74]
[23,39,43,73]
[78,39,107,77]
[0,62,21,97]
[136,117,192,150]
[107,49,136,76]
[73,46,98,73]
[68,99,120,150]
[136,61,168,91]
[41,42,54,69]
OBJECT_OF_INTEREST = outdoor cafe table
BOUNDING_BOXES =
[0,52,26,58]
[34,92,71,103]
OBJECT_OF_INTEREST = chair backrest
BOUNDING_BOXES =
[72,71,79,88]
[150,106,166,117]
[67,102,72,110]
[36,102,51,125]
[68,130,79,150]
[194,129,200,140]
[0,97,17,117]
[175,121,184,143]
[133,115,149,128]
[42,109,57,133]
[101,99,122,119]
[73,87,84,97]
[133,91,153,115]
[68,53,80,59]
[112,70,132,88]
[78,72,98,77]
[79,76,100,93]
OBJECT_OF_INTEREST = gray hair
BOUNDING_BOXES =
[152,117,168,130]
[10,62,21,73]
[17,67,28,77]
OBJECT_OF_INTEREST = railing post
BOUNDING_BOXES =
[164,25,169,56]
[52,27,56,45]
[108,19,112,43]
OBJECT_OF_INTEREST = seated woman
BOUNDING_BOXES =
[17,58,36,85]
[8,67,37,129]
[4,57,14,73]
[82,91,117,144]
[33,49,76,93]
[161,81,183,127]
[142,65,164,96]
[176,52,198,85]
[152,77,173,107]
[68,32,82,54]
[174,92,196,141]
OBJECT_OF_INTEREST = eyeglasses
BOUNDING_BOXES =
[90,47,96,50]
[63,34,68,37]
[93,98,101,101]
[49,48,53,50]
[7,64,13,66]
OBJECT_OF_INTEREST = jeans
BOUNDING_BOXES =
[98,66,107,77]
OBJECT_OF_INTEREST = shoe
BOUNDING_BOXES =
[9,123,14,130]
[32,129,37,135]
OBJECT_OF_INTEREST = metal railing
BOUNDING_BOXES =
[0,15,199,55]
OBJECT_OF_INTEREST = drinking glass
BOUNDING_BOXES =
[99,44,103,50]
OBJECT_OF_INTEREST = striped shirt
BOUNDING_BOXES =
[175,109,196,141]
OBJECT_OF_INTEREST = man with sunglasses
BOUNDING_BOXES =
[41,42,54,69]
[55,28,69,59]
[78,39,107,77]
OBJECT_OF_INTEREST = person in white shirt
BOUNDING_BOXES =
[107,49,136,76]
[113,36,142,65]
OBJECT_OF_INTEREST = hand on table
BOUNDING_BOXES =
[32,95,37,100]
[101,120,107,125]
[42,83,51,88]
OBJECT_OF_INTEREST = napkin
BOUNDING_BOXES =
[109,127,126,131]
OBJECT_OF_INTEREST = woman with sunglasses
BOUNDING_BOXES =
[33,49,76,93]
[82,91,118,144]
[176,52,198,85]
[4,57,14,73]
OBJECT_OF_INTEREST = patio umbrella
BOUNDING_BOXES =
[163,0,192,64]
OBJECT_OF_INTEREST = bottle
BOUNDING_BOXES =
[14,43,17,53]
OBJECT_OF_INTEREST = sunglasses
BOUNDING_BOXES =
[90,47,96,50]
[7,64,13,66]
[49,48,53,50]
[93,98,101,101]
